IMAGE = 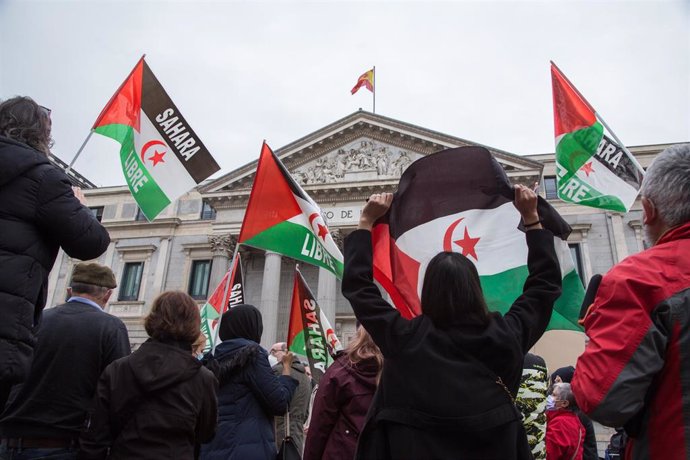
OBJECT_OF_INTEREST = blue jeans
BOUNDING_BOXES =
[0,444,77,460]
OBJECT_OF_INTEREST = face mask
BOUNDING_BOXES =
[545,395,556,411]
[268,355,278,367]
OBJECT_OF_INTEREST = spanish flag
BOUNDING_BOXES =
[351,68,374,94]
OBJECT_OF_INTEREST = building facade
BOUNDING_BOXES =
[47,110,670,370]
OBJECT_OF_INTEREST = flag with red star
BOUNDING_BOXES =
[239,142,344,278]
[199,253,245,353]
[551,62,643,212]
[371,146,585,331]
[92,57,220,220]
[286,267,342,383]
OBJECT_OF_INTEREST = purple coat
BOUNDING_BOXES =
[303,353,379,460]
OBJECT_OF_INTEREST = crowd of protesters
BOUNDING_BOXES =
[0,95,688,459]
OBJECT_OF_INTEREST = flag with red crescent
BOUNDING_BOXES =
[238,142,344,278]
[287,267,342,383]
[372,147,585,331]
[92,57,220,220]
[199,253,245,353]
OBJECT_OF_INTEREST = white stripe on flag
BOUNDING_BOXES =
[134,110,198,202]
[575,156,640,210]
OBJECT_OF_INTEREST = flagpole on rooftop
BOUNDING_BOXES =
[372,66,376,114]
[550,60,645,174]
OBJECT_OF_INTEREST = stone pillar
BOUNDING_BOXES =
[317,267,337,326]
[151,237,171,296]
[208,234,236,291]
[609,213,629,263]
[260,251,282,349]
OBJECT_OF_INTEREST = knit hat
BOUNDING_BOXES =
[551,365,576,384]
[71,262,117,288]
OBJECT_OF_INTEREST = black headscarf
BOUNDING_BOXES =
[218,304,263,344]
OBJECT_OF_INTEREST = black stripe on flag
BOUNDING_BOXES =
[595,134,643,189]
[383,147,571,240]
[141,61,220,183]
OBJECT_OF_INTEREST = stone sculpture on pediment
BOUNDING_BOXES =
[293,139,421,185]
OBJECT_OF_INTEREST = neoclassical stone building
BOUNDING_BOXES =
[47,110,671,370]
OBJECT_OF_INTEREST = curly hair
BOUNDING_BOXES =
[0,96,53,155]
[144,291,201,344]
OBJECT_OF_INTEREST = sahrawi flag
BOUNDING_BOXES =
[200,253,245,352]
[551,62,644,212]
[372,147,585,331]
[239,142,344,278]
[92,57,220,220]
[287,267,342,383]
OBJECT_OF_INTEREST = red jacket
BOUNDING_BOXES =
[546,410,585,460]
[303,353,379,460]
[572,221,690,459]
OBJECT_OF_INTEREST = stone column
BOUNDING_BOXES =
[208,234,236,291]
[609,213,629,263]
[151,237,171,296]
[260,251,282,349]
[317,267,337,326]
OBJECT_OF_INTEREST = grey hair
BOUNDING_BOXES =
[640,144,690,228]
[553,382,577,408]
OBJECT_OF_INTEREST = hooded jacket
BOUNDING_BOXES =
[303,353,379,460]
[0,136,110,387]
[200,338,298,460]
[78,339,218,460]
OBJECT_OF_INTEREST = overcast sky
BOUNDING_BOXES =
[1,0,688,187]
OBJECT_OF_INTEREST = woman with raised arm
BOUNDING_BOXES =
[342,185,562,459]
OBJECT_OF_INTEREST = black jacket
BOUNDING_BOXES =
[78,339,218,460]
[0,136,110,387]
[0,299,130,439]
[342,228,562,460]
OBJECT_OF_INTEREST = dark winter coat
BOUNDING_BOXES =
[78,339,218,460]
[0,299,130,439]
[272,360,311,453]
[0,136,110,388]
[303,353,379,460]
[200,338,298,460]
[342,228,562,460]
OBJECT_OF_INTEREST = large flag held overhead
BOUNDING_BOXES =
[550,62,644,212]
[287,267,342,383]
[92,57,220,220]
[200,253,245,353]
[239,142,344,278]
[372,147,585,331]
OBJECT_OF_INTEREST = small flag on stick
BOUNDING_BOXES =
[287,267,342,383]
[550,62,644,212]
[200,253,245,353]
[92,56,220,220]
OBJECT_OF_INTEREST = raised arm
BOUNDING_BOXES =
[504,185,562,352]
[342,193,419,357]
[247,349,298,416]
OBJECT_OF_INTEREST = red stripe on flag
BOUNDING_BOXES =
[287,272,303,348]
[239,142,303,243]
[372,223,421,319]
[551,63,596,138]
[92,57,144,132]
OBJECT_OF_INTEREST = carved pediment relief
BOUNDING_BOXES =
[292,138,420,185]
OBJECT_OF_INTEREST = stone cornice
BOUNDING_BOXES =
[103,217,181,233]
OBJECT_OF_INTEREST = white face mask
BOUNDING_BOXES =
[268,355,279,367]
[545,395,556,411]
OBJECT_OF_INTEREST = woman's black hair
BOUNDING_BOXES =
[420,251,490,328]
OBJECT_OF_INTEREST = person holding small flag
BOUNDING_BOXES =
[342,186,563,459]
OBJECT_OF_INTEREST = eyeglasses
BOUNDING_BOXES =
[39,105,52,117]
